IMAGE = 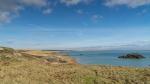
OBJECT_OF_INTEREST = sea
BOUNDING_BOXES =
[63,50,150,67]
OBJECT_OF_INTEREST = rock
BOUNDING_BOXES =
[118,53,145,59]
[79,54,84,55]
[46,57,58,62]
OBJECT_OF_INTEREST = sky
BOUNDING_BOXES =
[0,0,150,50]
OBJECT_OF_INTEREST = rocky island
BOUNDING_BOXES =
[118,53,145,59]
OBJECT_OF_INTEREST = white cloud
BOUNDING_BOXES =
[43,8,53,15]
[105,0,150,8]
[60,0,81,5]
[20,0,47,7]
[60,0,93,6]
[91,14,103,22]
[137,9,148,15]
[82,0,93,4]
[77,9,83,14]
[0,12,11,23]
[0,0,49,23]
[0,0,94,23]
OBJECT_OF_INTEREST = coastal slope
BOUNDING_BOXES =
[0,47,150,84]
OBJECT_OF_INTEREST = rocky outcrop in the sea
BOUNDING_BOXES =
[118,53,145,59]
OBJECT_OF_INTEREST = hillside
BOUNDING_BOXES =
[0,47,76,64]
[0,47,150,84]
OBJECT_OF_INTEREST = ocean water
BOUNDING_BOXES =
[64,50,150,67]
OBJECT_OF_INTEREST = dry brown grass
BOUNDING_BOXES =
[0,60,149,84]
[20,50,77,64]
[21,50,59,57]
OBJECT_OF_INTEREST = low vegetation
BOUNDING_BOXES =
[0,47,150,84]
[0,47,76,64]
[0,61,150,84]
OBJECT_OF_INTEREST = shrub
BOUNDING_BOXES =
[0,47,15,54]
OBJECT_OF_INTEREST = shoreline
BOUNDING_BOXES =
[0,47,150,83]
[63,50,150,67]
[1,47,150,67]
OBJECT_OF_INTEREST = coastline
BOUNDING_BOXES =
[65,50,150,67]
[0,47,150,84]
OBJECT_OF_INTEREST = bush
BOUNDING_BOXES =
[0,47,15,54]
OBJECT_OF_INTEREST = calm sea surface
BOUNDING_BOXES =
[63,50,150,67]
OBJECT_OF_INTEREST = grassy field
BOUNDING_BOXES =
[0,60,150,84]
[0,47,150,84]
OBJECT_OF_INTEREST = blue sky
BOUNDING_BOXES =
[0,0,150,50]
